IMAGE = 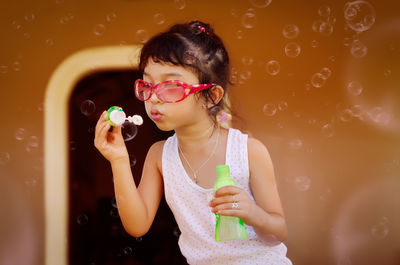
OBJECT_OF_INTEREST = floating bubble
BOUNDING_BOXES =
[350,40,367,58]
[289,138,303,150]
[239,70,252,80]
[242,10,257,29]
[294,176,311,191]
[371,220,389,239]
[129,154,137,167]
[241,56,254,66]
[135,29,149,44]
[329,55,336,62]
[135,237,143,242]
[77,214,89,225]
[106,12,117,22]
[26,136,39,152]
[249,0,272,8]
[0,152,10,165]
[93,24,106,36]
[173,0,186,10]
[1,65,8,74]
[110,208,119,218]
[284,42,301,58]
[236,29,244,39]
[80,100,96,116]
[59,13,74,24]
[311,39,319,48]
[263,103,277,116]
[350,104,362,117]
[322,123,335,137]
[343,37,352,47]
[319,22,334,36]
[383,68,391,78]
[15,128,26,140]
[305,83,312,91]
[320,67,332,80]
[70,141,77,151]
[11,20,22,30]
[12,61,22,71]
[312,19,324,32]
[347,81,363,96]
[344,0,376,32]
[24,13,35,22]
[123,247,133,255]
[278,101,288,111]
[339,109,353,122]
[311,72,326,88]
[45,38,54,46]
[318,5,331,17]
[25,176,38,187]
[23,32,31,39]
[369,106,391,125]
[265,60,280,76]
[153,13,166,24]
[327,16,337,24]
[122,121,138,142]
[282,24,299,39]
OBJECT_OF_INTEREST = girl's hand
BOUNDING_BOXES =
[209,185,259,227]
[94,111,129,163]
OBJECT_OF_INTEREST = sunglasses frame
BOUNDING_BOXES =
[134,79,216,103]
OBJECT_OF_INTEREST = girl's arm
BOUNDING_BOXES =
[210,137,287,244]
[111,141,164,237]
[94,111,164,237]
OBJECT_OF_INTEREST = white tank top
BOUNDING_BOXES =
[162,128,292,265]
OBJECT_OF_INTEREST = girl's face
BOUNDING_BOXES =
[142,59,208,131]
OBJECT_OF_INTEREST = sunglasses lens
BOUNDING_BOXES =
[135,81,151,101]
[157,82,185,102]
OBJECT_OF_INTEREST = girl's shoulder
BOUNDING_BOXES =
[245,135,273,166]
[147,140,167,171]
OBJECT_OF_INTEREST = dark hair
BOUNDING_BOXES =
[138,20,232,126]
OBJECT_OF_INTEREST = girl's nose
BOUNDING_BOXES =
[148,91,161,103]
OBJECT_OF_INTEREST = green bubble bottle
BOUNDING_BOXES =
[213,165,247,241]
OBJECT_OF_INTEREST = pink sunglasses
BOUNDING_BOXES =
[134,79,216,103]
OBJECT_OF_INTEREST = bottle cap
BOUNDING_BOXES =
[216,165,230,177]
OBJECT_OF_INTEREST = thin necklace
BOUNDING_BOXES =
[178,126,220,184]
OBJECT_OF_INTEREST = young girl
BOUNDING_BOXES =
[94,20,292,265]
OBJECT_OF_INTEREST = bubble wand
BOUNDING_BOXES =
[105,106,143,127]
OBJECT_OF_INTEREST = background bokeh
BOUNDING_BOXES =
[1,0,399,264]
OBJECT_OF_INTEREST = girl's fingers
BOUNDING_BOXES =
[95,111,107,131]
[209,194,237,207]
[95,121,111,147]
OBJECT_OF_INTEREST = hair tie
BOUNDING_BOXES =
[197,25,209,35]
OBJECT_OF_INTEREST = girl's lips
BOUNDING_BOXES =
[151,109,163,121]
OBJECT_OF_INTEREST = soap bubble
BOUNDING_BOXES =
[241,56,254,66]
[265,60,280,76]
[106,12,117,22]
[322,123,335,137]
[311,40,319,48]
[278,101,288,111]
[1,65,8,74]
[320,67,332,79]
[319,22,334,36]
[123,246,133,255]
[350,40,367,58]
[294,176,311,191]
[12,61,22,71]
[122,121,138,142]
[59,13,74,24]
[153,13,166,24]
[311,73,326,88]
[312,19,324,32]
[11,20,22,30]
[383,69,391,78]
[77,214,89,225]
[242,9,257,29]
[371,220,389,239]
[350,104,362,117]
[284,42,301,58]
[0,152,10,165]
[135,237,143,242]
[173,0,186,10]
[249,0,272,8]
[24,13,36,22]
[289,138,303,150]
[93,24,106,36]
[282,24,299,39]
[26,136,39,152]
[135,29,149,44]
[45,38,54,46]
[318,5,331,17]
[80,100,96,116]
[344,0,376,32]
[15,128,26,141]
[23,32,31,39]
[70,141,77,151]
[347,81,363,96]
[236,29,244,39]
[110,208,119,218]
[339,109,353,122]
[263,103,277,116]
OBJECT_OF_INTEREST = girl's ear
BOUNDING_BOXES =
[207,85,224,107]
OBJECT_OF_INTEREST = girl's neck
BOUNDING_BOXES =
[175,121,217,149]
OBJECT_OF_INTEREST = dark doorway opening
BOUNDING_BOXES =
[68,70,187,265]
